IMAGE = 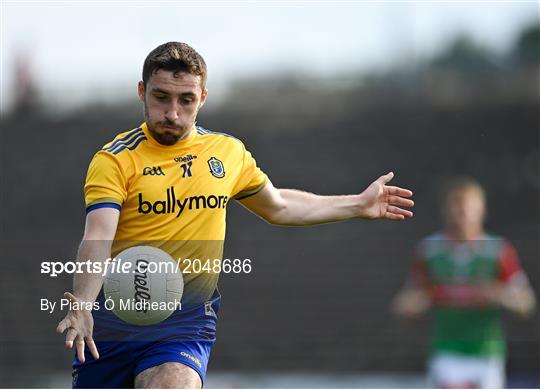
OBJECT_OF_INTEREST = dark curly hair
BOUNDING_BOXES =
[142,42,207,88]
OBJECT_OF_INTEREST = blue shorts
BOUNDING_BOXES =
[72,290,220,388]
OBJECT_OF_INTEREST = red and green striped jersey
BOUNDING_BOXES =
[412,232,522,356]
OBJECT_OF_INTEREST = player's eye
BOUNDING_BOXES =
[154,94,168,101]
[181,98,194,105]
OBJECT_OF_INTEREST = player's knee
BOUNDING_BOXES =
[135,362,201,389]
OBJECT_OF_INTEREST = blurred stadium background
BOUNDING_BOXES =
[0,1,538,388]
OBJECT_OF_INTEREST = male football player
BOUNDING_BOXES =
[57,42,414,388]
[393,177,536,388]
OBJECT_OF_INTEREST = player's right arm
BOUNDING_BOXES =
[56,208,119,363]
[56,147,127,362]
[392,251,432,318]
[74,208,120,301]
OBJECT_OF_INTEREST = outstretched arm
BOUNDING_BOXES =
[238,172,413,226]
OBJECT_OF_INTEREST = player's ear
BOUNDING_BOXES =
[481,201,487,223]
[198,88,208,109]
[137,81,145,102]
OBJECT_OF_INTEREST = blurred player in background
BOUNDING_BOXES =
[393,177,536,388]
[56,42,414,388]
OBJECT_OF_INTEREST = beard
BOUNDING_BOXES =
[147,125,185,146]
[143,104,193,146]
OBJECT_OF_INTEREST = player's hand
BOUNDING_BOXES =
[480,283,535,317]
[56,292,99,363]
[358,172,414,220]
[392,289,430,318]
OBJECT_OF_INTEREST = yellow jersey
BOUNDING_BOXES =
[84,122,268,305]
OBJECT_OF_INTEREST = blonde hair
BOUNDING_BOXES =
[440,176,486,217]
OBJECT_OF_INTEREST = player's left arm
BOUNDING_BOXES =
[238,171,413,225]
[485,242,537,317]
[494,276,536,317]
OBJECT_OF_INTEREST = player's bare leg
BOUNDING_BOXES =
[135,362,202,389]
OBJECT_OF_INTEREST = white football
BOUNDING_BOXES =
[103,246,183,326]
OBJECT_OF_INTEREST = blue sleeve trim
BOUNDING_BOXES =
[86,202,122,214]
[196,126,240,141]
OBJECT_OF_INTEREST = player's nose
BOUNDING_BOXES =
[164,103,180,122]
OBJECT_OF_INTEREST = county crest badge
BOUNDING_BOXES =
[208,157,225,178]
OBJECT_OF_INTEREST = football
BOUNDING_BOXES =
[103,245,183,326]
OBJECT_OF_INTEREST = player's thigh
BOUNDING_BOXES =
[135,362,202,389]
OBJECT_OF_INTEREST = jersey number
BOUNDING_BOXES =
[180,162,193,178]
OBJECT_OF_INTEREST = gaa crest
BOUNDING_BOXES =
[207,157,225,178]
